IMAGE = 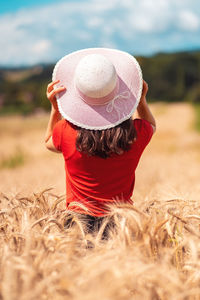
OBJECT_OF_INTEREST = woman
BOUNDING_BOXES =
[45,48,156,233]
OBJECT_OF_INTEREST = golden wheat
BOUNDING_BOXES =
[0,189,199,300]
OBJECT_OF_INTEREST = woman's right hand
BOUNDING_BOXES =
[137,80,156,132]
[139,80,148,104]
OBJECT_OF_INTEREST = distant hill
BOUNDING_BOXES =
[0,51,200,115]
[137,50,200,103]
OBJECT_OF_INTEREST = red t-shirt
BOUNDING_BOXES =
[52,119,153,216]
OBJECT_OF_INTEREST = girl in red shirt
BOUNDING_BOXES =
[45,48,156,234]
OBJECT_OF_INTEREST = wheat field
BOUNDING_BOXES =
[0,103,200,300]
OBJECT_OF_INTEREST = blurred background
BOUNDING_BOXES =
[0,0,200,197]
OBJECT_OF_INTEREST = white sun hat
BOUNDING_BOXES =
[52,48,143,130]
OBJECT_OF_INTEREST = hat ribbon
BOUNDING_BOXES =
[106,91,130,119]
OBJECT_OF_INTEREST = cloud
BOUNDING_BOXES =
[32,40,51,54]
[0,0,200,66]
[178,10,200,31]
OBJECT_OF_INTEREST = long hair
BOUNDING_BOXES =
[75,118,137,159]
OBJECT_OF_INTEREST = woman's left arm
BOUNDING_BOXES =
[45,80,66,152]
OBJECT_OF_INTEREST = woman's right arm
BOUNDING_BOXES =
[136,80,156,133]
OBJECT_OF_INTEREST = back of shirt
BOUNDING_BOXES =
[52,118,153,216]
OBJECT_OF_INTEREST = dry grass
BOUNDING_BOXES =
[0,103,200,300]
[0,189,199,300]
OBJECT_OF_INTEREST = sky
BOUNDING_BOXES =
[0,0,200,67]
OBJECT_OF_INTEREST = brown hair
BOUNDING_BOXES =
[75,118,137,159]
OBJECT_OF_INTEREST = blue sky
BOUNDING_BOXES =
[0,0,200,66]
[0,0,55,14]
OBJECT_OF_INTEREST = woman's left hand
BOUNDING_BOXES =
[46,80,66,111]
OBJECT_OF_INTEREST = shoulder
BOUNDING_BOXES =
[52,119,68,151]
[133,118,154,134]
[53,118,73,135]
[133,118,154,144]
[54,118,67,130]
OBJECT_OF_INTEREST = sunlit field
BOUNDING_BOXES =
[0,103,200,300]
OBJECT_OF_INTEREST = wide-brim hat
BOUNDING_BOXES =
[52,48,143,130]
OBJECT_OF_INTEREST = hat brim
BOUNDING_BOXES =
[52,48,143,130]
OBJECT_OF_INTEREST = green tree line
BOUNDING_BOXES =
[0,50,200,115]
